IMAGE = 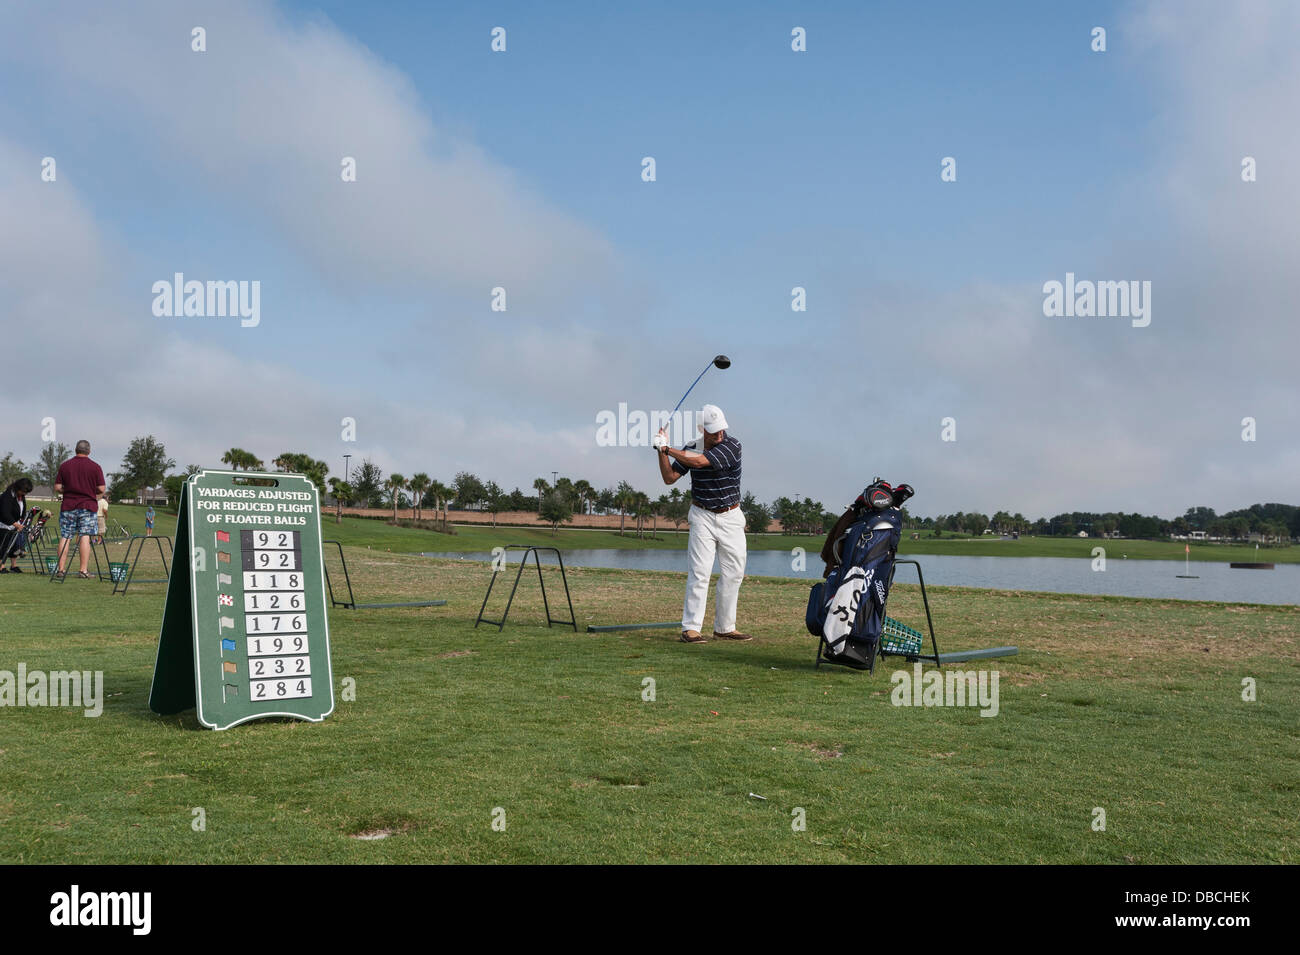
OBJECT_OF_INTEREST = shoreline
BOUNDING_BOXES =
[409,551,1300,611]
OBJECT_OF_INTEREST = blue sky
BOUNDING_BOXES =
[283,1,1145,288]
[1,0,1296,516]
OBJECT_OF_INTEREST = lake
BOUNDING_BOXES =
[421,549,1298,606]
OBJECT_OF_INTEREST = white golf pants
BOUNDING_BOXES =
[682,505,747,633]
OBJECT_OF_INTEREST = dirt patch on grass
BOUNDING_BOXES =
[791,741,843,760]
[347,819,417,840]
[1001,669,1047,687]
[593,774,650,788]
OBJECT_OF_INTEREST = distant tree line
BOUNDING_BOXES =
[1,439,1295,543]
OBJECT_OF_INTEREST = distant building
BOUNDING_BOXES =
[134,487,168,505]
[1189,530,1207,540]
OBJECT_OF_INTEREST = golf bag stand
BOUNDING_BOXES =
[474,545,577,632]
[321,538,447,609]
[322,538,360,608]
[113,534,174,594]
[0,523,22,564]
[49,531,108,583]
[24,512,53,572]
[1,508,50,571]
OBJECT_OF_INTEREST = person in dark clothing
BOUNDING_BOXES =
[0,477,34,572]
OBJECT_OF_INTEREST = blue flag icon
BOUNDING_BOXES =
[221,638,236,651]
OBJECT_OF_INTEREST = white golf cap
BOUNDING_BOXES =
[699,404,729,433]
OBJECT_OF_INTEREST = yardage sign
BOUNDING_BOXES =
[149,470,334,730]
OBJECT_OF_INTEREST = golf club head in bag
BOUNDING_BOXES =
[858,479,915,511]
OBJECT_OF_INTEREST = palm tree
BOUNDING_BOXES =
[428,479,451,531]
[222,448,259,471]
[656,493,675,538]
[596,487,616,516]
[532,477,550,514]
[665,488,688,536]
[634,491,654,538]
[408,473,430,521]
[386,473,406,522]
[614,482,636,537]
[573,479,593,517]
[327,478,352,524]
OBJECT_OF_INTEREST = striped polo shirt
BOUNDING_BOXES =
[673,434,742,510]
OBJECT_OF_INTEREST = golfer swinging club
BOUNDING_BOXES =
[656,405,750,643]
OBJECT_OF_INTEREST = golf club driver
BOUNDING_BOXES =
[654,355,730,449]
[672,354,731,415]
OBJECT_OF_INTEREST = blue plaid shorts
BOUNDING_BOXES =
[60,509,98,538]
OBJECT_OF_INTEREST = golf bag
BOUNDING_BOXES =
[28,508,50,544]
[1,506,42,562]
[806,482,908,671]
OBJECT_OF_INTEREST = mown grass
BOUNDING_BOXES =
[1,538,1295,864]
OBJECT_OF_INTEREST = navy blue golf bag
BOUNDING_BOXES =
[806,506,902,671]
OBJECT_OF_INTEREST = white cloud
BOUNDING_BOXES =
[3,0,620,304]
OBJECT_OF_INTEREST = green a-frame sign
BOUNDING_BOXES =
[149,470,335,730]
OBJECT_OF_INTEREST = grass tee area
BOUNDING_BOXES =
[2,517,1295,864]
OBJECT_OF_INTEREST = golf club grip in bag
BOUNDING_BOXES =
[806,509,902,664]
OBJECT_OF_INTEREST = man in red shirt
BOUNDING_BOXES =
[55,440,106,578]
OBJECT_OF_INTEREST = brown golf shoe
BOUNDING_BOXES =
[680,630,707,643]
[712,630,752,641]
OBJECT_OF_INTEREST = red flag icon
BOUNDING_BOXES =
[216,530,231,543]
